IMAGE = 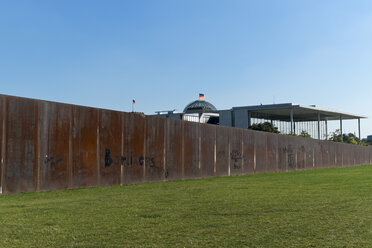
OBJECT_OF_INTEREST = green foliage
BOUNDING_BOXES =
[287,131,311,138]
[249,122,280,133]
[329,129,367,145]
[0,166,372,247]
[299,130,311,138]
[329,129,343,142]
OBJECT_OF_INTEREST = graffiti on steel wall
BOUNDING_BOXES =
[230,150,242,169]
[104,147,161,170]
[44,155,64,167]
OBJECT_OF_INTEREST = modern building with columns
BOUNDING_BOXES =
[155,100,365,140]
[219,103,365,140]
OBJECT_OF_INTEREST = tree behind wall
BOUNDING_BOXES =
[249,122,280,133]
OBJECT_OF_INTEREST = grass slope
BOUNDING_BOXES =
[0,165,372,247]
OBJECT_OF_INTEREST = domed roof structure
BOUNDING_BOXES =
[183,100,217,113]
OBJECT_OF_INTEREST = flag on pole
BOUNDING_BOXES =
[199,93,205,100]
[132,99,135,112]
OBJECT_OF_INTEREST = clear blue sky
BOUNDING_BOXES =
[1,0,372,137]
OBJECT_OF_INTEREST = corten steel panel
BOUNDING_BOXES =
[296,137,305,170]
[183,121,200,179]
[313,140,322,169]
[0,95,4,190]
[327,141,336,168]
[342,143,351,167]
[334,143,343,167]
[286,135,297,171]
[359,146,365,165]
[39,101,71,191]
[363,147,368,165]
[356,146,362,165]
[200,124,215,177]
[360,147,364,165]
[230,128,243,175]
[358,147,362,165]
[350,145,360,165]
[71,105,98,188]
[352,145,357,165]
[360,147,366,165]
[277,134,288,172]
[254,131,267,173]
[304,138,314,170]
[165,119,183,179]
[321,141,330,168]
[215,126,229,176]
[98,109,122,186]
[365,147,370,164]
[145,116,166,182]
[123,113,146,184]
[349,144,355,166]
[266,132,278,172]
[354,146,360,165]
[5,97,38,193]
[243,130,255,174]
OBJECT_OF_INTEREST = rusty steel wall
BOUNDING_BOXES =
[165,118,183,180]
[71,105,98,188]
[5,96,38,193]
[243,130,255,174]
[145,116,166,182]
[2,94,372,194]
[255,131,267,173]
[277,134,288,172]
[0,95,4,192]
[39,101,71,191]
[215,126,229,176]
[98,109,122,186]
[230,128,243,175]
[200,124,215,177]
[266,132,278,172]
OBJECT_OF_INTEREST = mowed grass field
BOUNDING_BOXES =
[0,165,372,248]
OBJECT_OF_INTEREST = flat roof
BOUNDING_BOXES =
[231,103,366,122]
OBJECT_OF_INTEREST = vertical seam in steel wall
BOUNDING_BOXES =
[295,140,298,171]
[228,129,231,176]
[213,126,216,176]
[342,144,344,166]
[181,121,184,179]
[334,146,337,166]
[68,106,73,188]
[163,119,167,181]
[335,145,337,166]
[1,97,7,194]
[265,134,268,172]
[96,110,100,186]
[143,117,146,180]
[198,123,201,177]
[253,133,256,173]
[312,146,315,168]
[120,112,124,185]
[241,129,244,173]
[304,140,306,170]
[36,102,41,192]
[276,135,279,172]
[286,141,288,172]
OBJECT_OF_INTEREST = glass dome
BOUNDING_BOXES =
[183,100,217,113]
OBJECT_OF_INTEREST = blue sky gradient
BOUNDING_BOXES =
[1,0,372,136]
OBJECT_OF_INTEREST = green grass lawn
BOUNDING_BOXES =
[0,165,372,248]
